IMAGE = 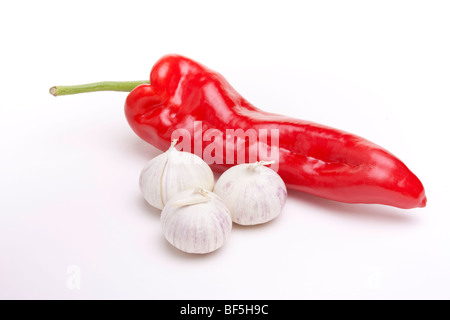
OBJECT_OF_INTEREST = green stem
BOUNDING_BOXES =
[49,80,150,96]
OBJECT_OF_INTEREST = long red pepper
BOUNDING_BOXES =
[50,54,426,209]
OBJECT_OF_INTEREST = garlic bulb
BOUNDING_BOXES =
[214,161,287,225]
[161,188,232,254]
[139,140,214,210]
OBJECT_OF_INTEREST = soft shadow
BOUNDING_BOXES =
[287,189,418,224]
[138,196,162,221]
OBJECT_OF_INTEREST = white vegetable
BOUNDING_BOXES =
[139,140,214,210]
[214,161,287,225]
[161,188,232,254]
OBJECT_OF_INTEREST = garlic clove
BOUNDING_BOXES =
[214,161,287,225]
[139,152,167,210]
[161,188,232,254]
[140,140,214,210]
[161,147,214,205]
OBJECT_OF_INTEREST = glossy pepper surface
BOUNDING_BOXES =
[123,54,426,209]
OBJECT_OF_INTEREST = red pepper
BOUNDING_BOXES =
[51,54,426,209]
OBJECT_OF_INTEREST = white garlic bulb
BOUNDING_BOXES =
[214,161,287,225]
[139,140,214,210]
[161,188,232,254]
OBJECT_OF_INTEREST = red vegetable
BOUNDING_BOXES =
[50,54,426,209]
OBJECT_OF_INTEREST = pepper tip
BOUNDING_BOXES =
[420,196,427,208]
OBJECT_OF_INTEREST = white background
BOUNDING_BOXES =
[1,0,449,300]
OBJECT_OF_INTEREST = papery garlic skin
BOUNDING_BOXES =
[139,141,214,210]
[214,162,287,225]
[161,188,232,254]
